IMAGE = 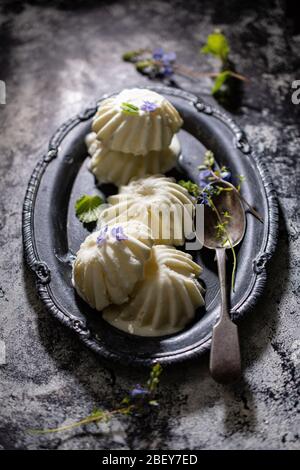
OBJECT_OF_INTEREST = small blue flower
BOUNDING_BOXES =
[152,47,164,60]
[161,64,174,77]
[130,385,149,398]
[111,225,128,241]
[96,225,108,245]
[198,169,213,188]
[199,183,214,205]
[152,48,176,78]
[162,51,176,63]
[129,385,150,406]
[141,100,158,112]
[199,192,209,205]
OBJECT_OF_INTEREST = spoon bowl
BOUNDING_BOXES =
[203,181,246,250]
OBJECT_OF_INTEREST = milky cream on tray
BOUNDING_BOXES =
[72,221,153,311]
[92,88,183,155]
[86,131,180,187]
[98,175,195,246]
[103,245,205,337]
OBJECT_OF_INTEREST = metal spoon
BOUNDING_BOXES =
[203,181,246,384]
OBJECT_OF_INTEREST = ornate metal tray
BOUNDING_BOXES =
[22,86,278,366]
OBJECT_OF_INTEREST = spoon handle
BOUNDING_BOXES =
[209,248,241,384]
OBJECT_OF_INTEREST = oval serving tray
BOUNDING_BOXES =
[22,86,278,366]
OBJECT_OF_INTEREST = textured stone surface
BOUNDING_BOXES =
[0,0,299,450]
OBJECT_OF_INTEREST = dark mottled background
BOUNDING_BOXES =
[0,0,299,450]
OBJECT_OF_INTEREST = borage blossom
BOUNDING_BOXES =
[140,100,158,112]
[199,183,215,205]
[97,225,128,245]
[96,225,109,245]
[152,47,176,78]
[111,225,128,241]
[198,169,214,188]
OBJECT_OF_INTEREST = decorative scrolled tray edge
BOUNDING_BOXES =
[22,86,279,366]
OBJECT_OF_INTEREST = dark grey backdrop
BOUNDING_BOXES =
[0,0,299,450]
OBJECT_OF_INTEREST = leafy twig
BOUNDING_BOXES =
[179,150,263,291]
[201,29,230,63]
[200,29,245,95]
[199,152,263,223]
[209,197,237,291]
[122,32,248,97]
[29,363,163,435]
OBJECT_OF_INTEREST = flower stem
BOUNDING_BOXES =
[210,170,263,223]
[209,199,237,292]
[29,406,134,435]
[174,64,248,82]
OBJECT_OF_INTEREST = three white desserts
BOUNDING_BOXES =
[73,88,204,336]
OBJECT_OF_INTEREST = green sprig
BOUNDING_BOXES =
[236,174,245,191]
[135,59,155,73]
[121,101,140,115]
[200,30,247,99]
[122,49,147,62]
[178,180,200,197]
[201,30,230,63]
[29,363,163,435]
[147,363,163,393]
[211,70,231,94]
[208,197,237,291]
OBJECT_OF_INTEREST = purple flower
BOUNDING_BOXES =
[140,100,158,112]
[199,183,214,205]
[198,169,213,188]
[96,225,108,246]
[162,51,176,63]
[97,225,128,245]
[152,47,176,78]
[130,385,149,398]
[111,225,128,241]
[152,47,164,60]
[199,191,209,205]
[161,64,174,77]
[129,385,150,406]
[153,48,176,64]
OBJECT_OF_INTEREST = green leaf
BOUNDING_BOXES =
[121,396,130,405]
[236,174,246,191]
[122,50,141,62]
[75,194,103,224]
[211,70,231,95]
[148,400,159,407]
[201,30,230,62]
[203,150,215,168]
[120,406,132,416]
[146,363,163,393]
[178,180,200,198]
[237,174,246,183]
[121,101,140,115]
[90,408,105,418]
[222,210,231,219]
[135,59,154,73]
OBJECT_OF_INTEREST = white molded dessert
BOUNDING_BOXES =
[72,221,153,311]
[92,88,183,155]
[103,245,205,336]
[86,132,180,186]
[98,175,195,246]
